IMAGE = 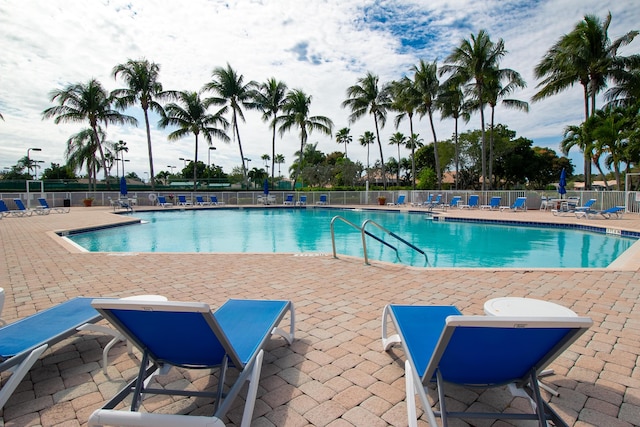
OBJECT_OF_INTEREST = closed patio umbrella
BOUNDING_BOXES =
[558,168,566,199]
[120,176,128,197]
[263,178,269,195]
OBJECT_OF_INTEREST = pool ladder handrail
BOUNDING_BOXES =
[330,215,430,266]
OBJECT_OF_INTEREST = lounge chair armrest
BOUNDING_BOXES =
[272,303,295,345]
[381,304,402,351]
[88,410,226,427]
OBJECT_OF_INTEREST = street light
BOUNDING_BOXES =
[179,157,188,167]
[208,147,216,168]
[167,165,176,174]
[144,172,149,184]
[27,147,42,179]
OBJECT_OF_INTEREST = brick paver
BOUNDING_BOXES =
[1,205,639,426]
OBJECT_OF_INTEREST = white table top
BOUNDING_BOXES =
[484,297,577,317]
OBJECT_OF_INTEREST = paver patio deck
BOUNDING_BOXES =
[0,204,639,426]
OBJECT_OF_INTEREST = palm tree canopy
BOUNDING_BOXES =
[202,63,258,120]
[255,78,288,124]
[278,89,333,143]
[412,59,440,118]
[342,72,392,127]
[43,78,137,128]
[159,91,229,143]
[111,58,165,112]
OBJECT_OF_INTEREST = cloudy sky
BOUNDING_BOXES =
[0,0,638,180]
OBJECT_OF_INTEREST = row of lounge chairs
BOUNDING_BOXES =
[0,198,70,217]
[552,198,625,219]
[407,194,528,212]
[0,295,590,427]
[156,195,225,208]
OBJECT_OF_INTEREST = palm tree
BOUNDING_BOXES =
[112,58,165,190]
[336,127,352,158]
[158,91,229,191]
[65,127,105,189]
[274,154,285,177]
[42,79,137,185]
[413,59,443,188]
[484,67,528,188]
[342,72,392,189]
[389,132,407,185]
[390,77,421,189]
[533,12,639,188]
[278,89,333,189]
[254,78,288,183]
[202,64,257,185]
[359,131,375,173]
[588,107,631,188]
[442,30,507,191]
[438,76,470,189]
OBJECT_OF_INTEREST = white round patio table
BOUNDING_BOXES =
[484,297,577,317]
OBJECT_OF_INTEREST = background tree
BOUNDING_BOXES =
[41,163,77,180]
[336,127,352,158]
[390,77,421,189]
[279,89,333,189]
[159,91,229,191]
[254,78,288,184]
[442,30,507,191]
[274,154,285,177]
[65,127,104,189]
[343,72,392,189]
[359,131,375,172]
[438,76,470,189]
[388,132,407,185]
[43,78,137,186]
[112,58,165,190]
[202,63,257,185]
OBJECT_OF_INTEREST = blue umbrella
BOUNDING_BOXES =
[263,178,269,195]
[120,176,128,197]
[558,168,567,198]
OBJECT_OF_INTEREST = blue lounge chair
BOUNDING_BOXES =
[157,196,173,207]
[209,195,225,205]
[88,298,295,427]
[388,194,406,206]
[412,194,433,207]
[480,196,502,210]
[446,195,462,209]
[0,200,27,217]
[297,195,307,205]
[38,198,70,214]
[500,196,527,212]
[195,195,210,206]
[177,195,192,206]
[576,205,625,219]
[13,198,41,216]
[381,304,592,427]
[573,198,596,213]
[283,194,294,205]
[425,194,443,211]
[316,194,328,205]
[459,194,479,209]
[0,297,102,408]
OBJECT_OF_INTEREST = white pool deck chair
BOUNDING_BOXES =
[88,298,295,427]
[381,304,592,427]
[0,297,102,409]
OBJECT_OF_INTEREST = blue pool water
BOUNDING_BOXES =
[66,208,637,268]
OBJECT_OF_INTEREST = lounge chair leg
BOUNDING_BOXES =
[381,305,401,351]
[214,355,229,413]
[272,304,295,344]
[240,350,263,427]
[0,344,48,409]
[405,360,418,427]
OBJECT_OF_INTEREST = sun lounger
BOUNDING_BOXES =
[459,194,479,209]
[480,196,502,210]
[500,196,527,212]
[195,195,211,206]
[177,195,192,206]
[316,194,327,205]
[209,195,225,205]
[88,298,295,427]
[575,205,625,219]
[38,198,70,214]
[387,194,406,206]
[284,194,295,205]
[0,200,27,217]
[0,297,102,408]
[382,304,592,427]
[157,196,173,207]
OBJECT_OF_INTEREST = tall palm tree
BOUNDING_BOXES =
[278,89,333,189]
[588,107,630,188]
[413,59,443,188]
[336,127,352,158]
[389,132,407,184]
[442,30,507,191]
[390,77,421,189]
[202,64,257,185]
[342,72,392,189]
[254,78,288,183]
[359,131,375,173]
[438,76,470,189]
[533,12,639,188]
[158,91,229,191]
[112,58,165,190]
[484,67,528,188]
[43,79,137,186]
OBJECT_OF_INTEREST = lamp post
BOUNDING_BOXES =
[179,157,187,167]
[208,147,216,168]
[167,165,176,174]
[27,147,42,179]
[122,159,130,177]
[244,158,251,189]
[144,172,149,184]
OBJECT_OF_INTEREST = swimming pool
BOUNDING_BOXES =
[66,208,637,268]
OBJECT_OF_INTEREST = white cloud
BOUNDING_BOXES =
[0,0,638,178]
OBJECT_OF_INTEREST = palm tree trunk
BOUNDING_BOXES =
[91,126,109,190]
[374,116,386,189]
[428,110,441,189]
[582,84,591,189]
[454,116,459,190]
[409,115,416,190]
[233,111,247,188]
[143,108,156,191]
[488,106,495,189]
[271,119,276,184]
[479,104,487,192]
[193,133,199,192]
